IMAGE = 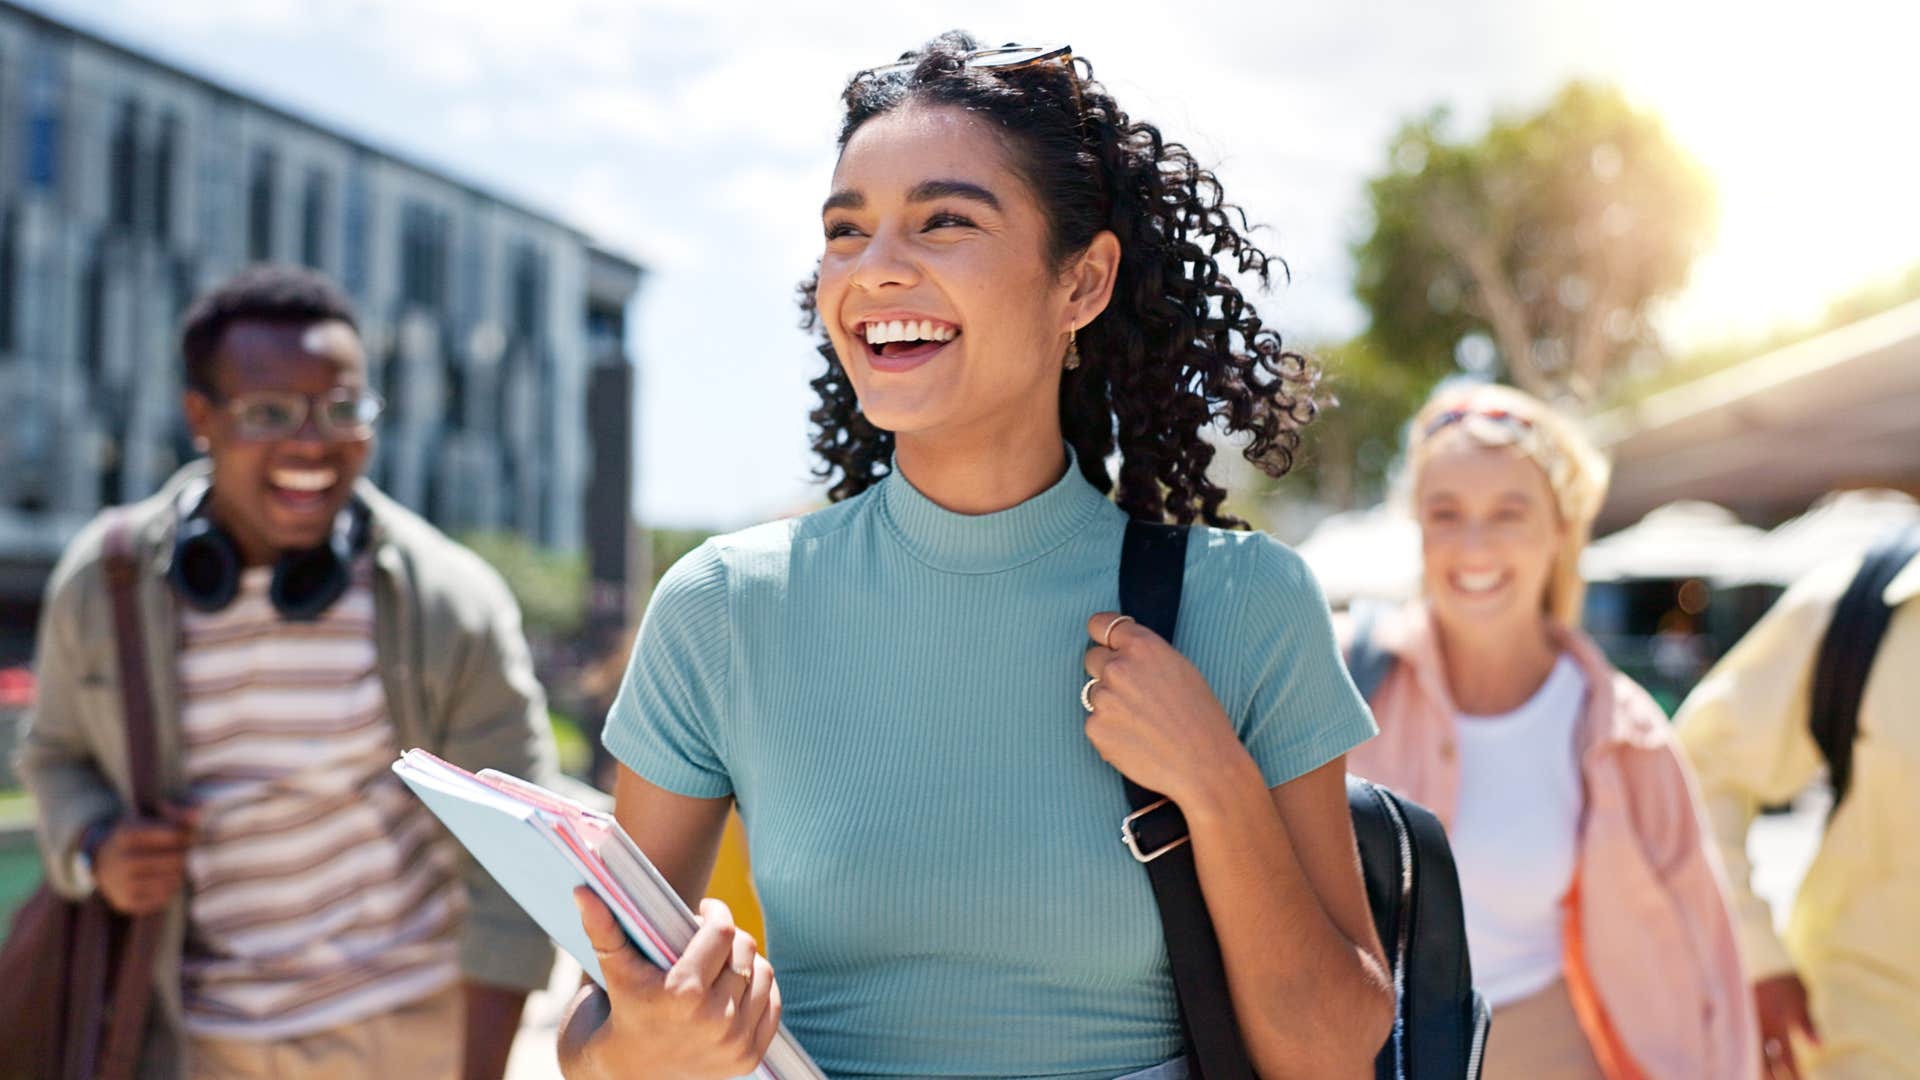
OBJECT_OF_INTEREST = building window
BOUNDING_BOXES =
[343,156,372,297]
[458,224,485,325]
[0,209,17,352]
[24,48,63,191]
[77,244,105,381]
[587,305,625,364]
[247,147,277,261]
[152,111,179,241]
[300,168,329,268]
[400,200,449,311]
[508,242,546,340]
[109,98,140,229]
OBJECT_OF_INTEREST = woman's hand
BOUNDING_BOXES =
[559,888,781,1080]
[1080,611,1247,804]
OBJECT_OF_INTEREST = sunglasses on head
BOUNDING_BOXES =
[852,42,1073,82]
[1422,405,1535,439]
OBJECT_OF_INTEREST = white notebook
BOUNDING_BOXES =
[392,748,825,1080]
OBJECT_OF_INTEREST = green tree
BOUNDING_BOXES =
[1297,336,1433,507]
[640,527,715,606]
[458,532,587,640]
[1353,82,1716,405]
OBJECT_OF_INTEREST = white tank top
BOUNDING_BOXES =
[1450,654,1586,1007]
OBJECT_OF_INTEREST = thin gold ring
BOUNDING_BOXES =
[1080,677,1100,712]
[1101,615,1135,650]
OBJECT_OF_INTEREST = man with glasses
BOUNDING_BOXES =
[17,264,558,1079]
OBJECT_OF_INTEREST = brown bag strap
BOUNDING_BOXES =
[61,900,115,1079]
[96,513,165,1080]
[104,516,162,813]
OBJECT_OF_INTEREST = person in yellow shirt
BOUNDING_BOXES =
[1675,535,1920,1080]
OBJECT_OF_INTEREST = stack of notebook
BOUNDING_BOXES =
[392,748,825,1080]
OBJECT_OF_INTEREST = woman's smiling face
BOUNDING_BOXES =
[1415,437,1565,636]
[815,104,1087,444]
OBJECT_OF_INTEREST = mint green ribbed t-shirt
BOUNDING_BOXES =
[604,459,1377,1080]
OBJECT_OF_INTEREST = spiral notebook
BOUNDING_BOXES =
[391,748,825,1080]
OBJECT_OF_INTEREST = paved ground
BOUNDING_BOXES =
[503,789,1832,1078]
[505,953,584,1080]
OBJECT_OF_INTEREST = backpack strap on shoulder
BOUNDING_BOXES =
[1117,520,1255,1080]
[1810,523,1920,816]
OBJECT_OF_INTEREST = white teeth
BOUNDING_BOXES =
[861,319,960,345]
[271,468,337,493]
[1454,570,1506,594]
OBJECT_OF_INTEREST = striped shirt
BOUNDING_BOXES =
[177,561,461,1040]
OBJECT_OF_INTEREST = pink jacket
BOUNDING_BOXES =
[1344,604,1757,1080]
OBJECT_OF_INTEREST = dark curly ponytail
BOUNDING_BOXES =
[798,31,1318,526]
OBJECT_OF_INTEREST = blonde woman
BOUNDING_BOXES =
[1344,384,1756,1080]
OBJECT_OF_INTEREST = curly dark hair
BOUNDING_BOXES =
[798,31,1318,526]
[180,263,360,397]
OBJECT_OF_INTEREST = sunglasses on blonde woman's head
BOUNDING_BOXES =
[1422,406,1535,439]
[852,42,1073,82]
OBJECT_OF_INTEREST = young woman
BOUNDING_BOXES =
[1343,384,1757,1080]
[558,33,1391,1080]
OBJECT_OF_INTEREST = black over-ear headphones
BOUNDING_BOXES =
[169,484,371,621]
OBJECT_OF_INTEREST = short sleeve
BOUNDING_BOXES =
[1234,535,1379,788]
[603,542,735,798]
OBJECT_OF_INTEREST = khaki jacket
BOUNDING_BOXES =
[1675,554,1920,1080]
[1345,604,1757,1080]
[15,462,559,1078]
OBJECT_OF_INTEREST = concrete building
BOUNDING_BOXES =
[1592,298,1920,532]
[0,0,643,662]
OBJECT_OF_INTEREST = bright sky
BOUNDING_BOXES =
[24,0,1916,528]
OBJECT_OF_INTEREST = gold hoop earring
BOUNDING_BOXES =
[1063,328,1081,371]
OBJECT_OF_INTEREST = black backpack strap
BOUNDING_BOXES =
[1117,520,1255,1080]
[1810,524,1920,815]
[1386,786,1485,1078]
[1343,601,1397,703]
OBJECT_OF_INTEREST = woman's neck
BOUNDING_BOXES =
[1432,611,1562,716]
[893,424,1069,516]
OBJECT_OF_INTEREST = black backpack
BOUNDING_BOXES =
[1347,777,1490,1079]
[1341,604,1490,1080]
[1116,523,1488,1079]
[1810,524,1920,817]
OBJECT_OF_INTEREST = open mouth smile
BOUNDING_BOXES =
[267,466,339,516]
[855,316,961,371]
[1450,569,1511,595]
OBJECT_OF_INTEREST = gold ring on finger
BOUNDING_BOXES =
[1101,615,1135,650]
[1080,677,1100,713]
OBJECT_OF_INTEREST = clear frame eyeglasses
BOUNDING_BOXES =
[219,388,385,442]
